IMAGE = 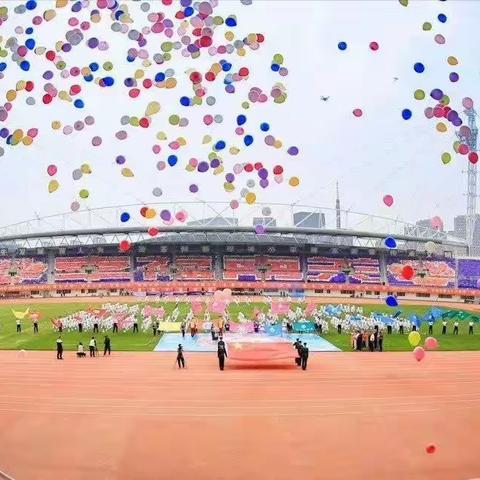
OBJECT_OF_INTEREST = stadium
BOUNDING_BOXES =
[1,0,480,479]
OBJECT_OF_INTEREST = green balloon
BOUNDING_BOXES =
[441,152,451,164]
[422,22,432,31]
[414,89,425,100]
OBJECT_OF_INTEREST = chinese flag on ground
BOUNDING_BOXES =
[227,342,297,362]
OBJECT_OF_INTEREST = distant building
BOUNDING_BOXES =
[454,214,480,256]
[293,211,325,229]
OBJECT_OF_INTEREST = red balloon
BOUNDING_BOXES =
[119,240,131,252]
[140,207,148,217]
[401,265,415,280]
[148,227,159,237]
[273,165,283,175]
[383,194,394,207]
[142,79,153,89]
[254,162,263,170]
[369,41,379,51]
[468,152,478,164]
[199,36,212,47]
[244,163,254,172]
[129,88,140,98]
[459,144,469,155]
[139,117,150,128]
[353,108,363,117]
[425,444,436,454]
[205,71,215,82]
[42,94,52,104]
[239,67,249,77]
[189,71,202,83]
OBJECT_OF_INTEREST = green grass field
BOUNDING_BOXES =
[0,301,478,352]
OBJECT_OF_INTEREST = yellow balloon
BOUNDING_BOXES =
[214,165,224,175]
[245,192,256,204]
[12,129,23,141]
[52,121,61,130]
[169,115,180,125]
[145,101,160,116]
[289,176,300,187]
[129,116,139,127]
[48,180,59,193]
[224,182,235,192]
[56,0,68,7]
[156,131,167,140]
[44,9,56,21]
[145,208,156,219]
[408,330,421,347]
[274,139,283,149]
[16,80,26,91]
[121,167,134,177]
[22,136,33,146]
[6,90,16,102]
[59,91,71,101]
[225,31,235,41]
[447,56,458,66]
[202,135,212,144]
[185,165,195,172]
[81,164,92,174]
[165,78,177,89]
[211,63,222,74]
[229,147,240,155]
[134,69,144,79]
[414,89,425,100]
[436,122,447,133]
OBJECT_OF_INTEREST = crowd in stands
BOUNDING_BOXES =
[2,254,480,289]
[0,258,47,285]
[223,256,302,281]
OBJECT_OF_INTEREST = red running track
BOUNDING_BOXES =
[0,351,479,480]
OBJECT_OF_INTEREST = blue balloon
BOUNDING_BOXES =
[120,212,130,223]
[180,96,190,106]
[25,0,37,10]
[260,122,270,132]
[74,99,84,109]
[225,17,237,27]
[102,76,114,86]
[438,13,447,23]
[413,62,425,73]
[89,62,99,72]
[25,27,34,34]
[155,72,165,82]
[385,296,398,307]
[244,135,254,146]
[184,6,194,16]
[20,61,30,71]
[215,140,226,150]
[0,63,6,72]
[384,237,397,249]
[84,74,94,82]
[402,109,412,120]
[222,62,232,72]
[338,41,347,51]
[25,38,35,50]
[237,114,247,126]
[168,155,178,166]
[271,63,280,72]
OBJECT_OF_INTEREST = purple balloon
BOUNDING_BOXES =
[197,161,209,172]
[210,158,220,168]
[160,209,171,221]
[116,155,126,164]
[255,224,266,234]
[430,88,443,101]
[287,146,299,156]
[225,173,235,182]
[449,72,459,82]
[258,168,268,179]
[453,117,462,127]
[447,110,458,121]
[260,179,269,188]
[189,184,198,193]
[0,128,9,138]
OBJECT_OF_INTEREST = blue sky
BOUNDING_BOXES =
[0,0,478,231]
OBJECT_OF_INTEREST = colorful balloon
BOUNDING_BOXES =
[385,295,398,307]
[408,331,421,347]
[402,265,415,280]
[413,346,425,362]
[383,195,394,207]
[424,337,439,350]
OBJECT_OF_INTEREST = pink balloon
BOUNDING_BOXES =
[413,346,426,362]
[463,97,474,109]
[383,194,394,207]
[47,164,57,176]
[27,128,38,138]
[424,337,438,350]
[352,108,363,117]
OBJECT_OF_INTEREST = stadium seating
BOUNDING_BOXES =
[223,256,303,281]
[306,257,381,284]
[0,258,47,285]
[457,259,480,288]
[387,259,455,288]
[134,256,172,282]
[175,256,214,280]
[54,256,131,282]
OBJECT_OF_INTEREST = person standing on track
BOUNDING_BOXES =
[300,342,309,370]
[177,344,185,369]
[89,337,96,357]
[217,339,227,371]
[56,336,63,360]
[103,335,111,356]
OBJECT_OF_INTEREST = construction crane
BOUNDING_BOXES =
[457,107,478,253]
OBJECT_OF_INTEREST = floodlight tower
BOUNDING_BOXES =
[457,107,478,253]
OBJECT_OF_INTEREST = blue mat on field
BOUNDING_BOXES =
[154,333,340,352]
